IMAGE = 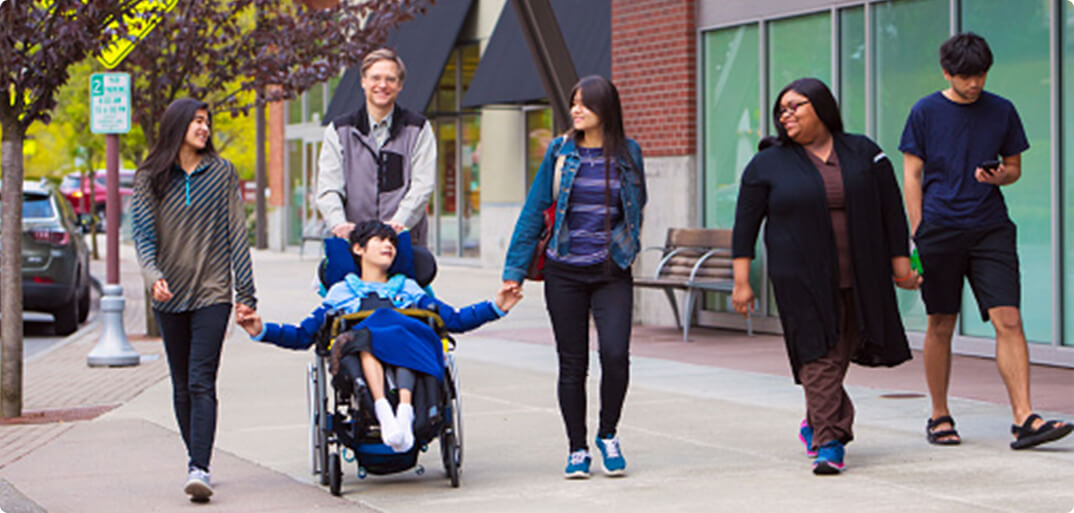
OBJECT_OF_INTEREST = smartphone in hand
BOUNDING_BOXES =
[979,159,1001,176]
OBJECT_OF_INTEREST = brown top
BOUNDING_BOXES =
[807,148,853,288]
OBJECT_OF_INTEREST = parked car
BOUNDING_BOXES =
[58,170,134,230]
[0,181,92,335]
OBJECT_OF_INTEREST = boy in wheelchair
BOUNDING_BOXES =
[237,220,521,452]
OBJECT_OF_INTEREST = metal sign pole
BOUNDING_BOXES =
[87,72,139,367]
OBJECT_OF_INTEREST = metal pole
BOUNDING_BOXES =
[106,134,120,284]
[88,133,139,367]
[256,93,268,249]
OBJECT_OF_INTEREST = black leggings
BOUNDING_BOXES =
[544,259,633,452]
[154,303,231,471]
[334,328,416,393]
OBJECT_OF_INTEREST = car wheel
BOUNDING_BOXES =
[53,295,80,336]
[77,280,91,323]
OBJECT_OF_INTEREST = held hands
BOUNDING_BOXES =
[235,307,263,337]
[731,282,755,317]
[152,279,173,302]
[496,280,524,312]
[892,256,923,290]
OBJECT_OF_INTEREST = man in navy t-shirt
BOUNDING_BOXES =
[900,32,1070,450]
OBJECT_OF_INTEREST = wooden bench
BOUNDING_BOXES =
[634,228,752,341]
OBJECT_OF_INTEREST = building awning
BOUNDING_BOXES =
[322,0,474,125]
[460,0,610,108]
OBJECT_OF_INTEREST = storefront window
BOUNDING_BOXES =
[872,0,949,332]
[703,23,759,231]
[768,12,831,102]
[1064,0,1074,346]
[840,6,866,134]
[428,42,482,257]
[961,0,1052,342]
[525,107,554,192]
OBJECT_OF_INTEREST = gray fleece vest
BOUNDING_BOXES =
[335,105,428,245]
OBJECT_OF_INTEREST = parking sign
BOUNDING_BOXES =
[90,72,131,134]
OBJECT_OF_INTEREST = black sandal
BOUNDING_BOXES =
[1010,413,1074,450]
[926,416,961,445]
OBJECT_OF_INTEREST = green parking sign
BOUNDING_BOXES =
[90,72,131,134]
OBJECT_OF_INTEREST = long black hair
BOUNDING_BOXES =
[767,78,844,149]
[569,75,629,164]
[137,98,217,199]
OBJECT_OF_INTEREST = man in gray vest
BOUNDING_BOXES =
[317,48,436,245]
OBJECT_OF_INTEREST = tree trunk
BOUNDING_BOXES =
[1,121,26,419]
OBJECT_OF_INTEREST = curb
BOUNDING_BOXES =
[0,479,47,513]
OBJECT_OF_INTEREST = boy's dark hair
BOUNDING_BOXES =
[348,220,398,250]
[940,32,993,76]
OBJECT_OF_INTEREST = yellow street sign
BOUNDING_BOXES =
[97,0,178,69]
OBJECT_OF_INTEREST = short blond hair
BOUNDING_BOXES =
[361,48,406,83]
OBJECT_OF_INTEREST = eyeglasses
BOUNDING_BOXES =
[778,100,810,118]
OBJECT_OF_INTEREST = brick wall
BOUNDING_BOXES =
[611,0,696,157]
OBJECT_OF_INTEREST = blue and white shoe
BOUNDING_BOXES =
[564,449,592,479]
[812,440,845,475]
[594,434,626,476]
[799,419,818,457]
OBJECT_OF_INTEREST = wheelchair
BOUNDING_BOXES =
[305,233,462,495]
[306,307,463,495]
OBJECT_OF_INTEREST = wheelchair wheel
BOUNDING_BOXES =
[440,362,462,487]
[328,451,342,496]
[309,358,331,485]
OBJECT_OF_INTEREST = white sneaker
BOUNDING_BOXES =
[184,467,213,502]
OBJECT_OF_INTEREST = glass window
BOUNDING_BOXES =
[21,196,55,218]
[461,44,480,106]
[961,0,1051,343]
[872,0,949,332]
[461,115,480,257]
[437,48,459,114]
[1064,0,1074,346]
[525,108,554,193]
[768,12,831,104]
[703,23,760,231]
[840,6,866,134]
[436,120,458,255]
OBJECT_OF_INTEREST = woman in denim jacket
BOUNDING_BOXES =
[503,75,646,479]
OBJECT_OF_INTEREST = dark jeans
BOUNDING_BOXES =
[155,303,231,471]
[544,259,633,452]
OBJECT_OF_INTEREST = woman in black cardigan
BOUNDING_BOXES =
[731,78,920,476]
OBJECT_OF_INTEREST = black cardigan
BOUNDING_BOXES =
[732,132,912,381]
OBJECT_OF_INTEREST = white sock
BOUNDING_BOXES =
[396,403,415,452]
[374,398,403,448]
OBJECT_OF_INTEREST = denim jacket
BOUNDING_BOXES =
[503,135,646,283]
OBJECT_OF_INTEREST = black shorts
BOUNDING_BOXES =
[913,220,1020,322]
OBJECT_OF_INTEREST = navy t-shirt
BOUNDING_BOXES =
[899,91,1029,229]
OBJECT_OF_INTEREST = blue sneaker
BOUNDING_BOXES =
[812,440,845,475]
[799,419,817,457]
[564,449,591,479]
[594,434,626,476]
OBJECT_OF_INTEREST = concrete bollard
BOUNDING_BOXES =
[87,284,140,367]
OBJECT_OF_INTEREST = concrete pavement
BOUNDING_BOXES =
[1,243,1072,512]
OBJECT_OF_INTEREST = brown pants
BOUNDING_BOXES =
[799,289,858,448]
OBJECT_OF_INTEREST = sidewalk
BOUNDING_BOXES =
[1,244,1071,513]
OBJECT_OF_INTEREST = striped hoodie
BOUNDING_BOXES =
[131,156,256,312]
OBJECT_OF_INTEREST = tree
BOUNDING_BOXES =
[123,0,432,149]
[1,0,145,418]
